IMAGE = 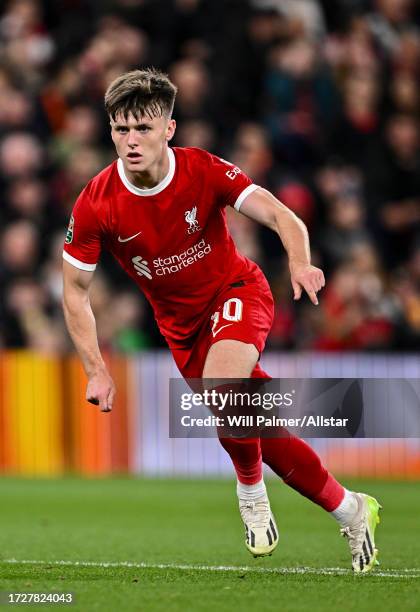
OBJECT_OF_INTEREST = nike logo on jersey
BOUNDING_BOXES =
[118,231,142,242]
[212,323,234,338]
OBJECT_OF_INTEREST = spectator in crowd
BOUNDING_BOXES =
[365,113,420,267]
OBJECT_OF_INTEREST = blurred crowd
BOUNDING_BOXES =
[0,0,419,353]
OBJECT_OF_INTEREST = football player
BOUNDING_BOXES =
[62,69,381,572]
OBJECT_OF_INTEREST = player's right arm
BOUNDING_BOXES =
[62,187,115,412]
[62,260,115,412]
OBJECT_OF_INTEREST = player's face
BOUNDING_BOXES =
[110,111,176,176]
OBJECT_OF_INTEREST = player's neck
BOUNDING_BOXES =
[125,148,170,189]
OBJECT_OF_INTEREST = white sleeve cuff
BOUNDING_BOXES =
[233,184,259,211]
[63,251,97,271]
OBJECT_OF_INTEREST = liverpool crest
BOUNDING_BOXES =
[184,206,201,234]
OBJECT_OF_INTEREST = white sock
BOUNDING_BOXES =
[237,478,267,501]
[330,489,359,526]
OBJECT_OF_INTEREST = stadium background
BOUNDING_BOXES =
[0,0,419,481]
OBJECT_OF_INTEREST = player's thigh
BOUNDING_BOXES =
[203,339,259,378]
[203,280,273,378]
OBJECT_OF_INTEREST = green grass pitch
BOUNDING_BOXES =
[0,477,419,611]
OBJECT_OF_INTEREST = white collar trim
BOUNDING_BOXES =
[117,148,175,196]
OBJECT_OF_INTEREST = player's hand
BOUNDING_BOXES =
[86,369,116,412]
[289,261,325,306]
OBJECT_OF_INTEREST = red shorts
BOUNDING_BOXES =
[171,277,274,379]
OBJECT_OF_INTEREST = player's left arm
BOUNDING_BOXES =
[238,186,325,305]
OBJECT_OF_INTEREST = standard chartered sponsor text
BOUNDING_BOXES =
[154,238,212,276]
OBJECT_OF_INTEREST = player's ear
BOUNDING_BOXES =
[109,120,116,143]
[166,119,176,142]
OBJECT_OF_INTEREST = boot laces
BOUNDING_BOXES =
[240,499,270,529]
[340,519,366,556]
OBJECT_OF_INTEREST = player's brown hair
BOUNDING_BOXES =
[104,68,177,120]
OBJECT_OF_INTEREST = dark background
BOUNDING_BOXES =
[0,0,419,352]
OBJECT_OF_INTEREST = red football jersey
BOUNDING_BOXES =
[63,146,268,346]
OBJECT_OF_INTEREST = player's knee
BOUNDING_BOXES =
[203,340,258,378]
[288,436,324,472]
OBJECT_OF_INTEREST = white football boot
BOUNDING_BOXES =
[239,495,279,557]
[340,492,382,573]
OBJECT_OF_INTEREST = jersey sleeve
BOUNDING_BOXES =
[207,152,259,211]
[62,188,102,271]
